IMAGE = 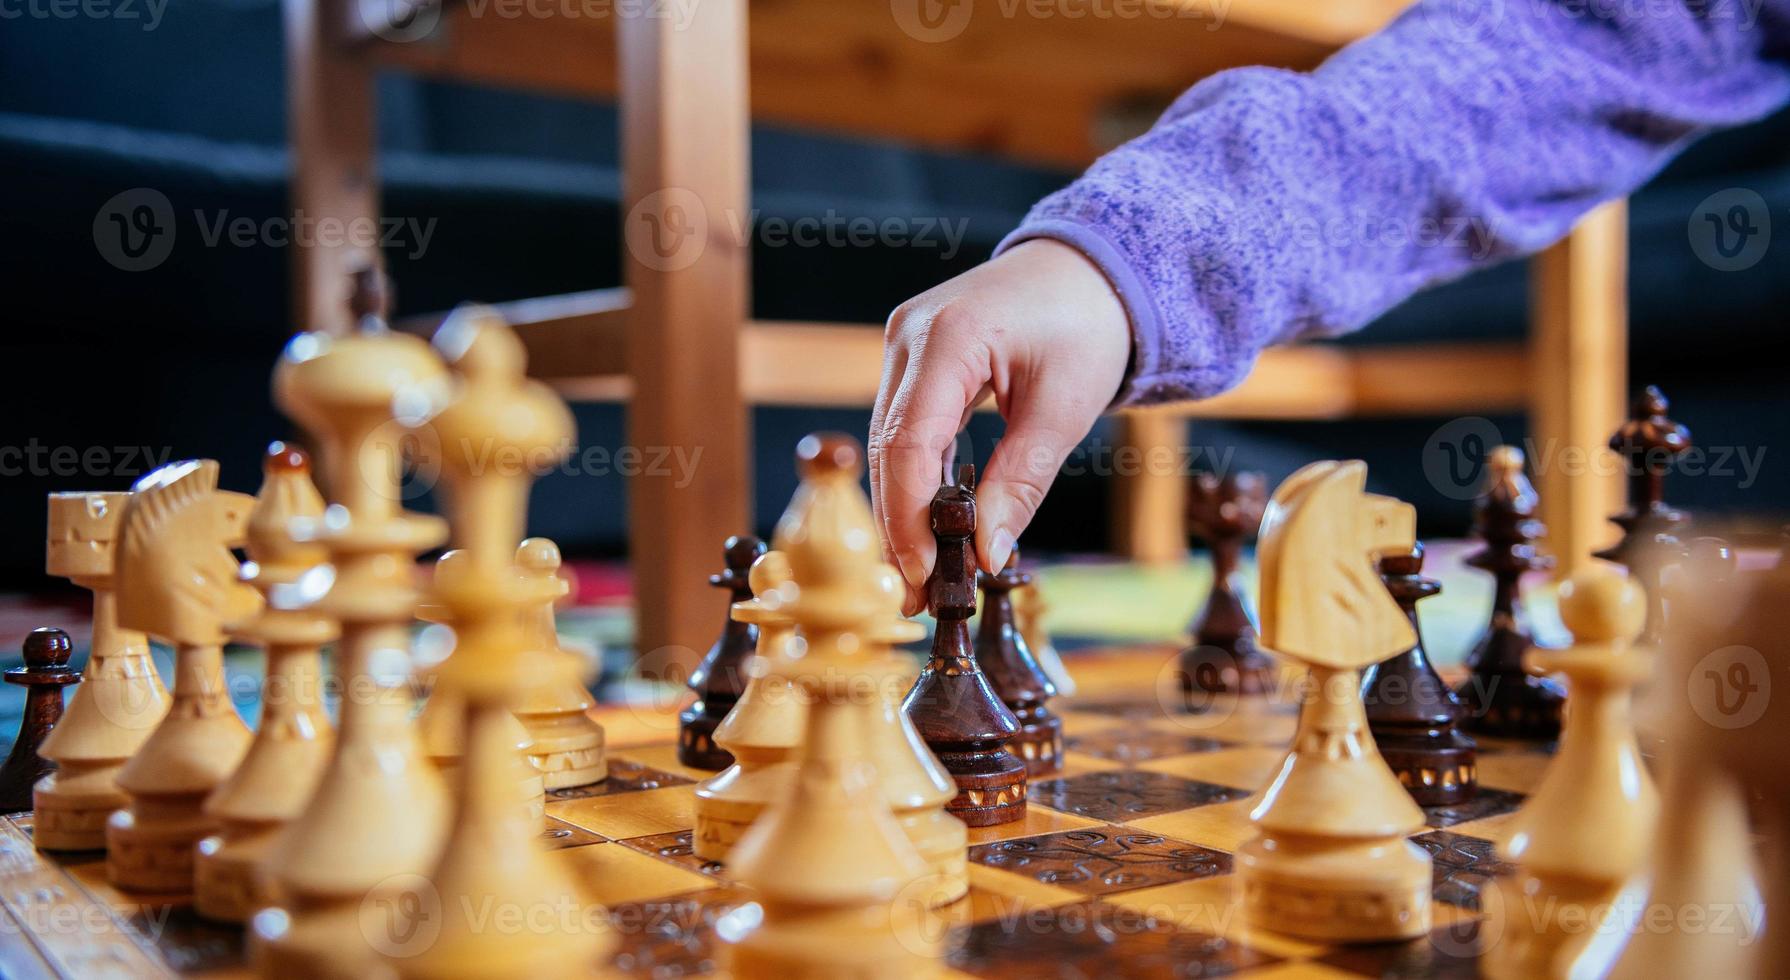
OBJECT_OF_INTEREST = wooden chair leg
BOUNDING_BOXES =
[285,0,378,336]
[619,1,752,672]
[1531,199,1629,574]
[1111,410,1189,564]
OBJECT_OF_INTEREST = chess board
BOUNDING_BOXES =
[0,644,1553,979]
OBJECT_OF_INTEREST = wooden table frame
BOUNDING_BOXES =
[286,0,1624,665]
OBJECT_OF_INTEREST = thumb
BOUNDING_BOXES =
[975,402,1087,573]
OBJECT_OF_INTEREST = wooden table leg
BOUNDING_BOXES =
[1111,409,1189,564]
[620,1,752,672]
[1531,199,1628,574]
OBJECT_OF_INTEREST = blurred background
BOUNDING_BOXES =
[1,0,1786,606]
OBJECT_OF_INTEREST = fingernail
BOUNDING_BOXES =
[896,549,927,593]
[987,528,1015,574]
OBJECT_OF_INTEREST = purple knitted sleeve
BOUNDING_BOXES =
[996,0,1790,406]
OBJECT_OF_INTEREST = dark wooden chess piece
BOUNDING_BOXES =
[1454,445,1564,739]
[1594,385,1693,646]
[903,465,1027,827]
[1363,544,1476,806]
[1180,471,1271,697]
[0,629,80,813]
[977,548,1064,777]
[678,535,767,770]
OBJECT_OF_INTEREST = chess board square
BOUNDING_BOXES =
[1424,788,1524,829]
[1149,706,1298,746]
[933,865,1085,930]
[613,742,728,782]
[1139,746,1289,790]
[1413,831,1515,912]
[550,785,697,840]
[605,885,751,979]
[553,836,716,906]
[1314,918,1483,979]
[1102,875,1326,962]
[1064,729,1232,764]
[546,757,695,801]
[968,827,1231,897]
[618,830,726,878]
[540,816,607,850]
[1060,697,1170,720]
[1053,710,1133,735]
[1030,770,1250,823]
[1059,750,1126,777]
[122,905,242,975]
[965,804,1103,846]
[1125,798,1259,854]
[947,898,1278,979]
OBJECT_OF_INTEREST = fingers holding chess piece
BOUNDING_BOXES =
[0,629,80,813]
[1238,461,1430,943]
[903,466,1025,827]
[35,491,172,850]
[1483,564,1658,980]
[514,538,606,789]
[680,535,767,769]
[194,443,338,922]
[1180,471,1270,696]
[694,551,806,862]
[108,460,258,893]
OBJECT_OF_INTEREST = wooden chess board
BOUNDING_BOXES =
[0,645,1555,979]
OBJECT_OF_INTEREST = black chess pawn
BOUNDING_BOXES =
[1180,471,1271,697]
[0,629,80,813]
[678,535,767,770]
[977,548,1063,777]
[1455,445,1564,739]
[903,465,1027,827]
[1363,545,1476,806]
[1595,385,1693,646]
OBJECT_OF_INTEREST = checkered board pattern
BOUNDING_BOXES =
[0,645,1556,979]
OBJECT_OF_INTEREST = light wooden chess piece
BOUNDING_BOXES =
[251,297,452,977]
[107,460,258,892]
[34,491,172,851]
[385,307,607,979]
[1014,580,1075,697]
[693,551,806,862]
[1237,460,1429,942]
[416,548,549,829]
[725,434,939,979]
[866,563,969,908]
[194,444,338,922]
[513,538,605,788]
[1482,564,1659,980]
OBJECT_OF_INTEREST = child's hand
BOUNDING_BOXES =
[870,238,1132,614]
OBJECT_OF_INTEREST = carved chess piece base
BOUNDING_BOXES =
[1481,874,1614,980]
[728,901,938,979]
[1455,665,1564,740]
[32,769,128,850]
[694,761,797,862]
[524,723,606,790]
[1237,832,1432,942]
[106,794,216,892]
[1379,738,1476,807]
[901,808,970,907]
[677,705,732,771]
[1009,706,1063,777]
[935,745,1027,827]
[195,822,279,921]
